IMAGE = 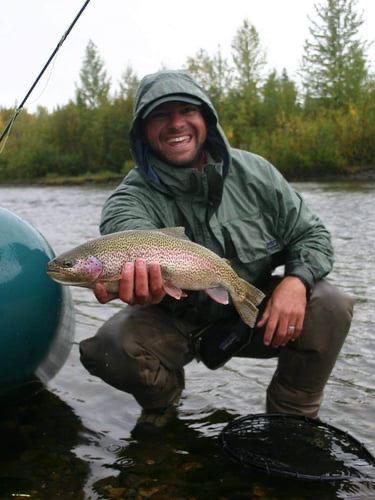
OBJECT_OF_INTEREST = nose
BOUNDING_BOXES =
[167,110,185,129]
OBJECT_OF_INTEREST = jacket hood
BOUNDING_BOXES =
[129,70,231,184]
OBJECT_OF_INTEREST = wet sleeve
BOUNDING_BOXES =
[99,181,159,235]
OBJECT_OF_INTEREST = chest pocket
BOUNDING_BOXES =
[222,214,282,267]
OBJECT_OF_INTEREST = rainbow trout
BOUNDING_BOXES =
[46,227,265,327]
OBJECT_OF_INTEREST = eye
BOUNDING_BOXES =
[183,105,199,114]
[63,258,74,268]
[149,110,168,120]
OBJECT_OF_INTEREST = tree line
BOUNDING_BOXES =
[1,0,374,182]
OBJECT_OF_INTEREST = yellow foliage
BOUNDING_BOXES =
[348,105,359,121]
[225,126,234,141]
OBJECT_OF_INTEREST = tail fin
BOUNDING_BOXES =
[231,279,265,328]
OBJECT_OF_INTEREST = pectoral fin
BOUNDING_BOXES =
[163,282,188,300]
[205,287,229,305]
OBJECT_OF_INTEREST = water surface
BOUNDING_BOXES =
[1,182,374,499]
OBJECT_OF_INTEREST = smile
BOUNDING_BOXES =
[166,135,190,145]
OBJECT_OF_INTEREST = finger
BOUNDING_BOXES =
[149,262,163,292]
[118,262,135,303]
[256,313,268,329]
[93,282,117,304]
[256,303,271,328]
[282,324,297,346]
[148,262,166,303]
[263,314,279,346]
[291,313,305,341]
[134,258,149,303]
[279,311,304,345]
[272,313,293,347]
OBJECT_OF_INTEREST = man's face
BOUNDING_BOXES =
[143,101,207,168]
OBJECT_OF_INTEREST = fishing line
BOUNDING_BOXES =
[27,52,59,108]
[0,58,59,156]
[0,0,92,152]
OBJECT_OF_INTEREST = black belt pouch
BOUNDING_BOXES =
[191,317,254,370]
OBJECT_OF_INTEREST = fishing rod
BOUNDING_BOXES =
[0,0,92,148]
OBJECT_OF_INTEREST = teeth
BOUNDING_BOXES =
[168,136,189,143]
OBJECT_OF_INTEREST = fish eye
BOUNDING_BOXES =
[63,258,74,268]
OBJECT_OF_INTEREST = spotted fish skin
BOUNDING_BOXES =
[46,227,265,327]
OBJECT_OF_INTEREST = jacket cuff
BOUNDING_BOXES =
[284,265,314,297]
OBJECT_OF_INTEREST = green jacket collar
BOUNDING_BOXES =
[149,153,224,204]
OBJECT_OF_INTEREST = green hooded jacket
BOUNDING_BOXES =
[100,70,334,323]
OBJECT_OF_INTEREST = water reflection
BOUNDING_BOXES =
[91,410,375,499]
[0,389,91,499]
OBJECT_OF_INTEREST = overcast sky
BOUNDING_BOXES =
[1,0,374,112]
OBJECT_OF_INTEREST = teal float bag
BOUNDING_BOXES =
[0,207,75,404]
[191,316,253,369]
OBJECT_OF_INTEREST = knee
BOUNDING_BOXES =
[79,317,166,393]
[79,331,153,394]
[310,281,355,326]
[299,281,355,354]
[79,333,127,381]
[78,310,144,391]
[79,336,100,374]
[79,309,139,375]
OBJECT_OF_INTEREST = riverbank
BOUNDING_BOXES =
[1,165,375,186]
[292,165,375,182]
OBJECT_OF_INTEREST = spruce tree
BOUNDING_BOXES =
[229,19,267,148]
[118,65,139,100]
[300,0,369,109]
[75,40,111,108]
[231,19,266,93]
[185,47,232,109]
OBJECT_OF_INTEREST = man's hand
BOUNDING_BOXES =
[256,276,307,348]
[93,258,166,306]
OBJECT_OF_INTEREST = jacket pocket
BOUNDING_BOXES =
[222,217,282,264]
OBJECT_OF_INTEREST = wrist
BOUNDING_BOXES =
[283,275,310,297]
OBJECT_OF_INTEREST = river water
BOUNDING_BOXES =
[1,182,374,499]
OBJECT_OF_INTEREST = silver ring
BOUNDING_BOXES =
[288,325,296,331]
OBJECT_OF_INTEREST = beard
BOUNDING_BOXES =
[149,143,206,170]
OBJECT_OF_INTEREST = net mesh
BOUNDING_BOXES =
[220,414,375,481]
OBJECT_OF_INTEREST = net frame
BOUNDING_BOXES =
[220,413,375,481]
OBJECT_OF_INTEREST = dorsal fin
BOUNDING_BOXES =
[156,227,191,241]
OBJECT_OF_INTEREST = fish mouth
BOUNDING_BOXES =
[46,265,74,282]
[46,270,90,287]
[46,266,58,273]
[46,268,71,283]
[46,266,99,287]
[46,267,60,277]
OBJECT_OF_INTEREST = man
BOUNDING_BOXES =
[80,70,354,426]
